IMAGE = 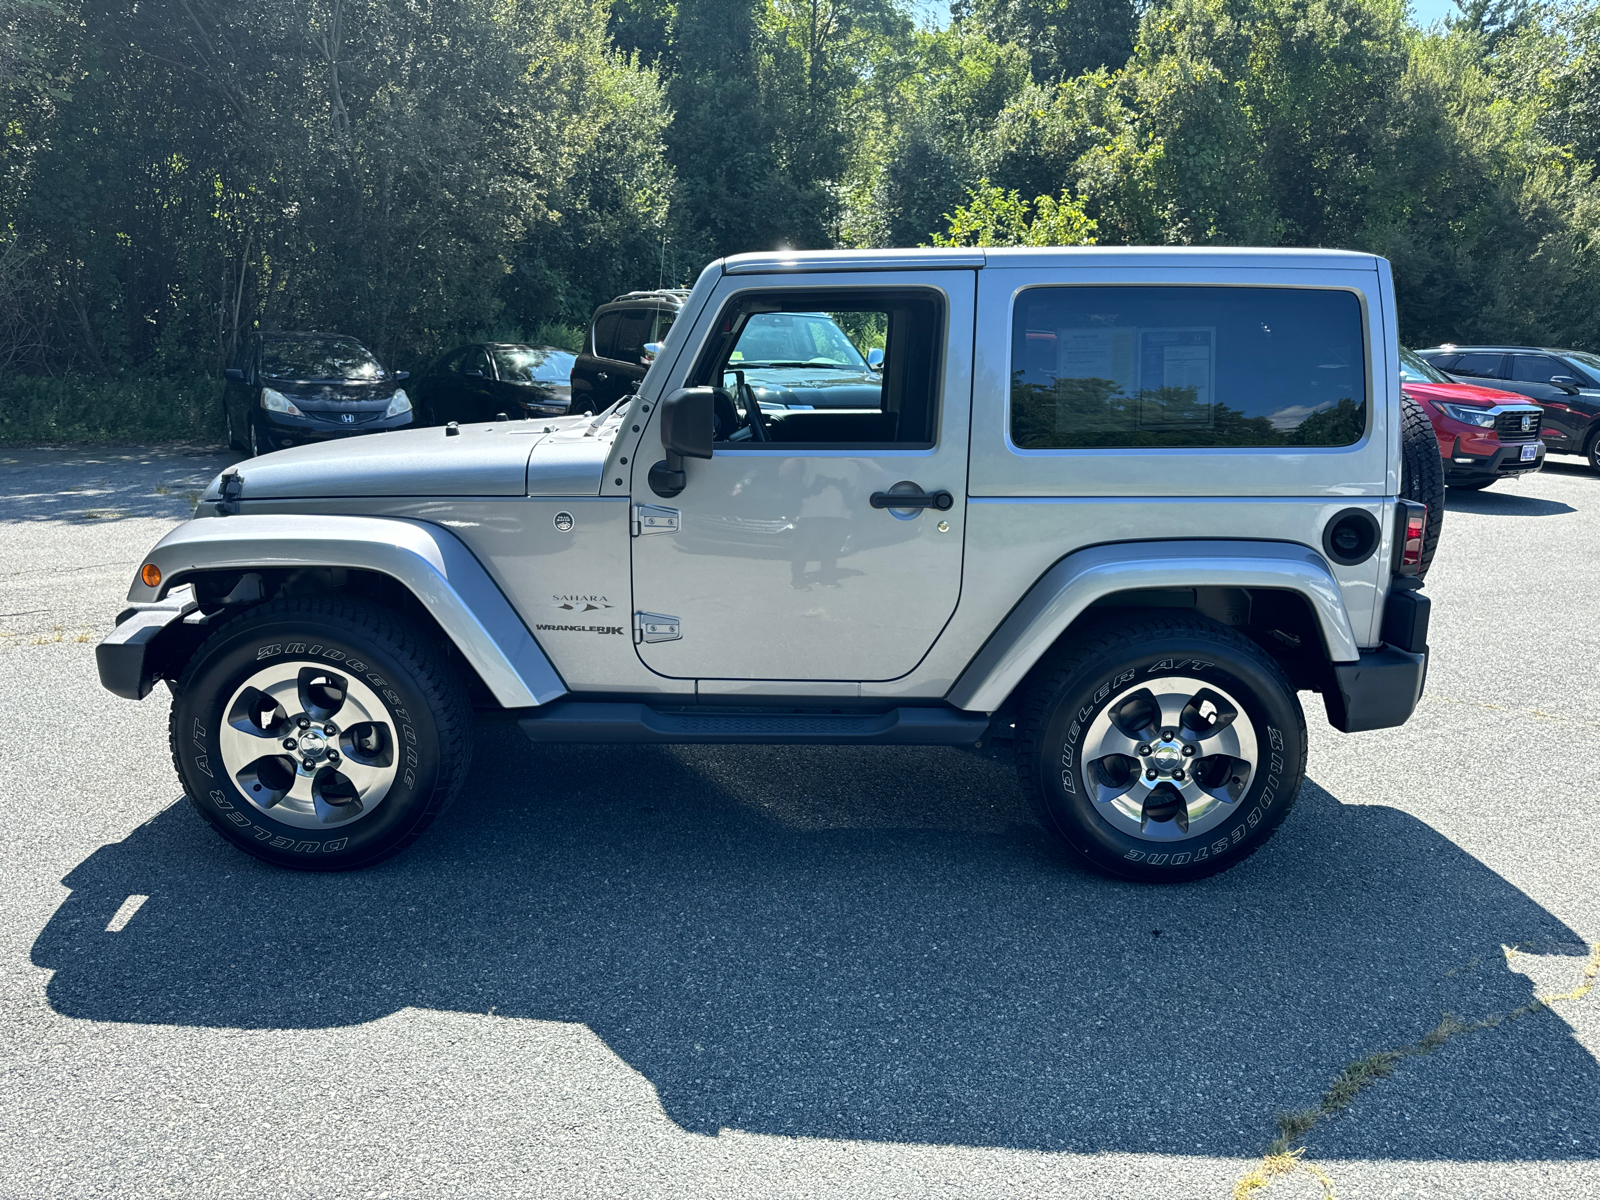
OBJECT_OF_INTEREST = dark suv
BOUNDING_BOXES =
[571,290,689,413]
[1416,345,1600,474]
[223,332,413,457]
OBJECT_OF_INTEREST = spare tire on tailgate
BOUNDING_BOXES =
[1398,392,1445,578]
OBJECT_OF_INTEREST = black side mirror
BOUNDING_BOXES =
[649,387,715,498]
[223,368,245,382]
[1549,375,1581,394]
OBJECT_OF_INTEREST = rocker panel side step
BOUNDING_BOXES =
[517,702,988,745]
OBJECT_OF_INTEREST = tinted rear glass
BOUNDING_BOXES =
[592,313,622,358]
[493,346,574,383]
[1446,353,1505,379]
[1509,355,1565,384]
[1399,348,1449,384]
[612,310,653,364]
[1010,287,1367,449]
[260,337,382,381]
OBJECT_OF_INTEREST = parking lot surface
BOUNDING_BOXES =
[2,445,1597,1199]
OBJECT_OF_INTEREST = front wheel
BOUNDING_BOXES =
[170,598,471,870]
[1586,429,1600,476]
[1015,615,1307,882]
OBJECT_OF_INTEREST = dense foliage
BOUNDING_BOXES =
[2,0,1597,441]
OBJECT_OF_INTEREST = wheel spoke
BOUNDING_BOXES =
[217,719,281,770]
[1081,721,1143,763]
[332,755,391,801]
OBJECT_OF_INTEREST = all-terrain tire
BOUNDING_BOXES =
[1399,392,1445,577]
[170,597,471,870]
[1015,614,1308,883]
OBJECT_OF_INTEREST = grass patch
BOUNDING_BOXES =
[0,372,223,446]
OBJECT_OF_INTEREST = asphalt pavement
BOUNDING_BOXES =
[1,445,1596,1199]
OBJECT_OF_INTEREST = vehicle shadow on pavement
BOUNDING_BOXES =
[1444,489,1577,517]
[32,721,1600,1161]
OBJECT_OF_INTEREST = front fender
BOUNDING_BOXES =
[128,514,567,709]
[946,540,1361,713]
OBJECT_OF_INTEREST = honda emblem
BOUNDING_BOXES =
[1521,415,1532,432]
[341,413,355,424]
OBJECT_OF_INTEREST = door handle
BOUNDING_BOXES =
[870,489,954,510]
[596,371,609,381]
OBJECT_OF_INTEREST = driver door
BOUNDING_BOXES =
[628,271,975,683]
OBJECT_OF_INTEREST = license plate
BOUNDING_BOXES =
[1521,443,1538,462]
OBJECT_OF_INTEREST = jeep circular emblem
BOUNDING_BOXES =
[553,511,574,532]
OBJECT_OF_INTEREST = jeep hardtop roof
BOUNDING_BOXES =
[719,246,1382,274]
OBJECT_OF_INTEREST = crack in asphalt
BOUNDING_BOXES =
[1232,941,1600,1199]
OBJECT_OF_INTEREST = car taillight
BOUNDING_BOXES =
[1394,500,1427,575]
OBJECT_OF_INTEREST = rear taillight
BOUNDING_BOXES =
[1394,500,1427,575]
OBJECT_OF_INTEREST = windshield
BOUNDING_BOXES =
[493,345,574,383]
[1399,348,1449,385]
[260,337,382,381]
[1559,351,1600,381]
[729,313,869,369]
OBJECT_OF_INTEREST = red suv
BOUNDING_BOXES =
[1400,348,1544,490]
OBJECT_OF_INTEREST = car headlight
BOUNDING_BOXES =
[1438,402,1496,427]
[384,389,412,418]
[260,388,303,416]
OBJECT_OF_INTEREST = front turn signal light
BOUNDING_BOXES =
[140,562,162,588]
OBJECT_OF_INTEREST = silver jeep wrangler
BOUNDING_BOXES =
[99,247,1442,880]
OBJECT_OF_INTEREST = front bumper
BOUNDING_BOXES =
[257,411,414,450]
[95,595,198,700]
[1444,437,1543,485]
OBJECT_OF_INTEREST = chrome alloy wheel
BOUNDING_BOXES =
[1077,676,1258,842]
[218,662,400,829]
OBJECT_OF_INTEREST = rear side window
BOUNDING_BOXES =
[1509,355,1563,384]
[592,312,622,358]
[1010,287,1367,450]
[1446,352,1506,379]
[612,309,653,365]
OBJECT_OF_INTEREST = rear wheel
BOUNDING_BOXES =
[1586,428,1600,476]
[224,405,244,452]
[1015,615,1307,882]
[1399,393,1445,577]
[170,598,471,870]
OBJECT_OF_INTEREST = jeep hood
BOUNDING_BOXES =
[210,417,613,500]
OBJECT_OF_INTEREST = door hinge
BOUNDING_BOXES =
[634,612,681,644]
[631,504,680,537]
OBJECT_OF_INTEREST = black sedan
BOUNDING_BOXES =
[223,332,413,457]
[412,344,577,425]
